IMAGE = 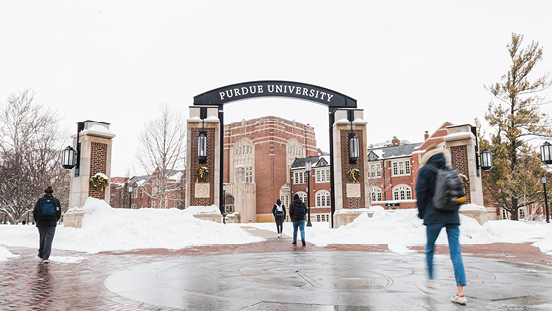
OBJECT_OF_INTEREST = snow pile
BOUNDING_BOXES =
[0,246,18,261]
[0,198,262,254]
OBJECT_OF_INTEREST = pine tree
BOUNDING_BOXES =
[484,33,552,220]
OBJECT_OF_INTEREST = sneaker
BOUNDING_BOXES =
[278,234,281,238]
[42,259,50,264]
[37,255,43,260]
[451,294,467,304]
[416,280,436,295]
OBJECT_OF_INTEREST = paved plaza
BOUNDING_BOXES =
[2,227,552,310]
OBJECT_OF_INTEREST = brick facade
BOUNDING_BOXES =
[224,117,317,216]
[341,130,365,209]
[190,128,216,206]
[450,145,472,203]
[88,142,107,199]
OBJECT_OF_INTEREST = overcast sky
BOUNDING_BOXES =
[1,1,551,177]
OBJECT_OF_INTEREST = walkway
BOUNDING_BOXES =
[1,229,552,310]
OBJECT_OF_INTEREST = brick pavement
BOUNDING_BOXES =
[1,240,550,310]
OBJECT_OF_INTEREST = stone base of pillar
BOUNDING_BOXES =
[459,209,488,225]
[64,211,84,228]
[333,209,374,228]
[192,212,223,223]
[225,213,239,223]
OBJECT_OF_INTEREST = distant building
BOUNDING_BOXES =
[290,155,331,223]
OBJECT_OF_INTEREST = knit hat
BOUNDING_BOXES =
[293,194,299,200]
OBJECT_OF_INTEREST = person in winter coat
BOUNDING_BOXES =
[415,145,467,305]
[289,193,307,246]
[32,186,62,263]
[272,199,286,238]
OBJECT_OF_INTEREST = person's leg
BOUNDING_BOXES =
[425,224,443,280]
[42,226,56,260]
[298,220,306,245]
[292,221,299,244]
[446,224,466,291]
[277,217,283,234]
[37,226,46,258]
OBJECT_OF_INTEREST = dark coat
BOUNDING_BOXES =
[415,151,460,226]
[272,203,286,219]
[289,198,307,222]
[32,194,62,227]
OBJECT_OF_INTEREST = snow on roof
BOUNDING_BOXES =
[81,124,116,138]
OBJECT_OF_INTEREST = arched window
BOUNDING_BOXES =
[370,187,382,202]
[392,185,412,201]
[294,191,307,204]
[315,190,330,207]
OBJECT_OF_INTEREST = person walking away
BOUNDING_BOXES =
[32,186,62,263]
[272,199,286,238]
[289,194,307,246]
[415,145,467,305]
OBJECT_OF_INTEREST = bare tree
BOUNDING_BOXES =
[136,103,186,209]
[0,90,69,224]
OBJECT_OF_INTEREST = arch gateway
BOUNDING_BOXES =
[186,80,369,227]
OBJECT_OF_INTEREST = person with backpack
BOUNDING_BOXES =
[32,186,62,263]
[289,193,307,246]
[415,145,467,305]
[272,199,286,238]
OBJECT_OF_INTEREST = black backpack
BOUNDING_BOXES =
[294,202,306,219]
[426,164,466,211]
[40,197,57,219]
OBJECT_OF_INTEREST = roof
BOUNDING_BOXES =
[367,142,422,161]
[291,156,329,169]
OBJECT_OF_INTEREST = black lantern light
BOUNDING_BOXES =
[128,184,133,209]
[198,131,207,163]
[349,133,359,164]
[61,146,76,169]
[541,142,552,165]
[480,149,493,171]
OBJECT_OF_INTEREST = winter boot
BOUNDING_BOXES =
[302,239,306,246]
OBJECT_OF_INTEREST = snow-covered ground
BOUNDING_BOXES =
[2,198,552,262]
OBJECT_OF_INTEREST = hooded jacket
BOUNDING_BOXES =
[32,194,62,227]
[415,148,460,226]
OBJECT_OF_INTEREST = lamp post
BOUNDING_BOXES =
[128,184,133,209]
[540,142,552,223]
[305,160,312,227]
[542,176,550,223]
[222,184,226,224]
[61,122,85,176]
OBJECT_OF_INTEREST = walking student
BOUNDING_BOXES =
[272,199,286,238]
[32,186,62,263]
[289,194,307,246]
[415,145,467,305]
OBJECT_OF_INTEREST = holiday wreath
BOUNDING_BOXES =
[196,166,209,183]
[90,173,109,191]
[347,168,361,183]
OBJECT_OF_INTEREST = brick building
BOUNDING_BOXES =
[223,116,317,222]
[290,155,332,223]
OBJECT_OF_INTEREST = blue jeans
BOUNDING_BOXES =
[38,226,56,260]
[292,220,305,242]
[425,224,466,286]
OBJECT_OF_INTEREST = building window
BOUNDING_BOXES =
[294,192,307,203]
[519,209,525,219]
[370,187,382,202]
[225,195,234,213]
[392,185,412,200]
[392,160,411,176]
[368,163,381,178]
[316,190,330,207]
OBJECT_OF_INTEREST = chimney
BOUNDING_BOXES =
[392,136,400,146]
[424,131,429,141]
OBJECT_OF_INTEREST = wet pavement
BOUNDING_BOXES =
[2,228,552,310]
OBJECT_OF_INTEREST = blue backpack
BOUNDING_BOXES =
[40,197,57,218]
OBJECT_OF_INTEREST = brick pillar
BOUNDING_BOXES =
[186,106,220,208]
[332,109,369,227]
[68,121,116,209]
[444,124,484,206]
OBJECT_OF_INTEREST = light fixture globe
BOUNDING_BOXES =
[61,146,76,169]
[480,149,493,171]
[198,132,207,163]
[349,133,359,164]
[541,141,552,165]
